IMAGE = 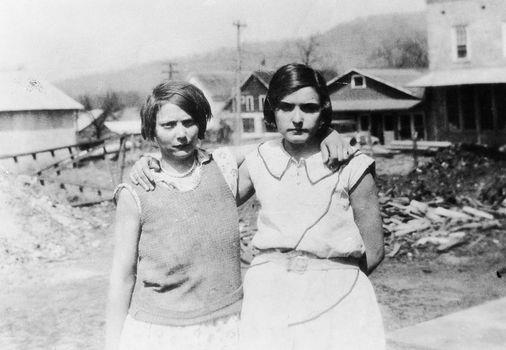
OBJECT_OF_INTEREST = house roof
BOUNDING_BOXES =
[330,99,421,111]
[186,71,241,102]
[77,109,104,131]
[328,68,426,98]
[407,67,506,87]
[222,70,274,109]
[251,70,275,88]
[0,71,83,112]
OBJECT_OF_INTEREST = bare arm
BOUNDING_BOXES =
[349,171,384,275]
[320,128,357,167]
[104,190,141,350]
[236,160,255,206]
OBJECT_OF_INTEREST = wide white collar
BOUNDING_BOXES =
[257,139,336,184]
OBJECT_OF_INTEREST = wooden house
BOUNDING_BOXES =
[328,68,426,144]
[0,72,83,156]
[223,70,275,139]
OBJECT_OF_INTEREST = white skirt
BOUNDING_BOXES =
[119,314,239,350]
[239,253,385,350]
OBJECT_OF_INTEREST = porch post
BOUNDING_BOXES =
[473,86,482,144]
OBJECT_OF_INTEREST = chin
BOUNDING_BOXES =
[284,135,309,144]
[172,150,195,159]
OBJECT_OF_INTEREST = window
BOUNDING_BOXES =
[241,95,255,112]
[242,117,255,133]
[359,115,369,130]
[452,25,469,60]
[461,86,476,130]
[351,75,366,89]
[258,94,266,111]
[399,115,411,139]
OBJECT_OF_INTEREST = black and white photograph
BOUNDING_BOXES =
[1,0,505,349]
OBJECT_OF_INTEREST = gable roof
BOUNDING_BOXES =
[221,70,274,110]
[186,71,240,102]
[77,109,104,131]
[328,68,426,98]
[0,71,83,112]
[251,70,275,88]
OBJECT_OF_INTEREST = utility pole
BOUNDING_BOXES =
[162,62,178,80]
[233,20,246,145]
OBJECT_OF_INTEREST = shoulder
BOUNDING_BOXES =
[211,147,238,196]
[113,181,142,214]
[340,152,375,192]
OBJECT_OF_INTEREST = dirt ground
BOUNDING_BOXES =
[1,152,505,350]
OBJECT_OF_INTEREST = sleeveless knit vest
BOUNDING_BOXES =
[127,159,242,326]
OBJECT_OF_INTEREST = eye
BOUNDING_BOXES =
[161,121,177,128]
[299,103,321,113]
[182,119,196,127]
[277,102,295,112]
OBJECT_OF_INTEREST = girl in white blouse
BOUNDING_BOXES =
[237,63,385,350]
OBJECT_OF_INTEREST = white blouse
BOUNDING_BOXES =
[244,139,374,258]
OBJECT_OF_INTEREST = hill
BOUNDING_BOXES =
[55,11,426,99]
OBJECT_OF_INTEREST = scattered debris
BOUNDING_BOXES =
[378,144,506,258]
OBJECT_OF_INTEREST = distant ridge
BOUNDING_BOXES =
[56,11,426,98]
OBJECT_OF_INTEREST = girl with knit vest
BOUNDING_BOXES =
[106,80,352,350]
[105,82,243,350]
[236,64,385,349]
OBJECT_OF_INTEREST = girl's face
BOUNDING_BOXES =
[155,103,199,160]
[274,87,322,145]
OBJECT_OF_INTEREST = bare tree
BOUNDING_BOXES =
[78,94,94,110]
[371,36,428,68]
[297,35,321,66]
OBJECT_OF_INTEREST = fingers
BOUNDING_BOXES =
[327,142,341,163]
[139,167,155,191]
[129,157,156,191]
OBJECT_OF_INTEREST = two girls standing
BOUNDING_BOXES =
[106,63,385,350]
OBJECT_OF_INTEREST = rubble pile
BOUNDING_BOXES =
[378,145,506,257]
[0,171,111,268]
[378,144,506,206]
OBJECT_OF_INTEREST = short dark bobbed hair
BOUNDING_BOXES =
[263,63,332,130]
[140,81,212,140]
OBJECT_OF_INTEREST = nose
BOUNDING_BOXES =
[292,107,303,127]
[175,124,188,143]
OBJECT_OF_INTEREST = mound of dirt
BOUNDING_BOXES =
[0,170,112,269]
[378,144,506,206]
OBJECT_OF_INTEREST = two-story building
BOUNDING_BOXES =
[409,0,506,146]
[223,70,275,139]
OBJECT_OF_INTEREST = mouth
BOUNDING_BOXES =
[173,144,192,150]
[288,129,308,134]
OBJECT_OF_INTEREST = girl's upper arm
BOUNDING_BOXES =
[237,161,255,206]
[112,189,141,275]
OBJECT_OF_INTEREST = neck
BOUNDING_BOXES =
[160,150,196,174]
[282,137,321,161]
